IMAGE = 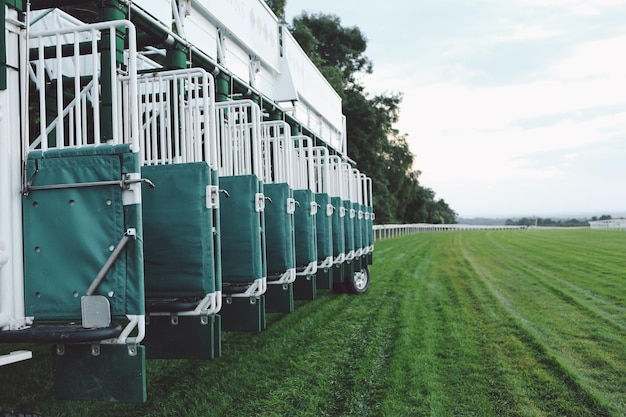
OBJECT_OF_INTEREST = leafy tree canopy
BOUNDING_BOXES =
[289,12,456,224]
[264,0,287,21]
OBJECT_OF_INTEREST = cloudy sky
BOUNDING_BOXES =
[285,0,626,218]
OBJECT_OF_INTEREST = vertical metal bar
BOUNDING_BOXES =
[170,74,179,160]
[73,32,81,147]
[158,75,167,163]
[149,76,157,162]
[55,33,64,148]
[155,77,162,162]
[90,29,100,145]
[37,39,47,151]
[207,73,217,169]
[108,27,118,144]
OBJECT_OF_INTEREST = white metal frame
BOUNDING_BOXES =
[306,146,335,269]
[260,121,295,187]
[29,20,138,152]
[361,173,373,255]
[124,68,218,169]
[260,121,297,284]
[0,5,28,339]
[25,18,144,343]
[292,136,321,276]
[215,99,263,179]
[215,99,267,297]
[121,67,222,316]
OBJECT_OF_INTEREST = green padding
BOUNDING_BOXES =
[264,183,295,275]
[330,197,345,256]
[361,204,370,247]
[212,169,222,292]
[124,202,145,315]
[6,0,23,11]
[343,200,355,252]
[219,175,264,283]
[315,193,333,260]
[293,189,317,267]
[141,163,215,297]
[23,146,144,318]
[353,202,364,251]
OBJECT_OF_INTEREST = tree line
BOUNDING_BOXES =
[267,1,457,224]
[505,215,613,227]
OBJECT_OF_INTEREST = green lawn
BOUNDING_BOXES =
[1,229,624,416]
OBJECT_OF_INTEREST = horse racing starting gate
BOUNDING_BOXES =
[0,0,374,403]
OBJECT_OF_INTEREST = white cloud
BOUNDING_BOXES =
[550,35,626,80]
[289,0,626,216]
[494,24,561,42]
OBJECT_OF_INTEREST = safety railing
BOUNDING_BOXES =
[29,20,138,152]
[292,136,315,192]
[260,121,295,187]
[373,224,529,240]
[259,120,296,285]
[215,100,263,179]
[124,68,217,168]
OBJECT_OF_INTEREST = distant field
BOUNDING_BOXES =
[1,229,624,416]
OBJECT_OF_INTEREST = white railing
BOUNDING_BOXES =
[327,156,346,200]
[373,224,529,240]
[292,136,315,192]
[29,20,138,152]
[123,68,217,168]
[215,100,262,179]
[259,121,294,186]
[310,146,330,195]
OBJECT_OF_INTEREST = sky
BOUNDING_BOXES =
[284,0,626,218]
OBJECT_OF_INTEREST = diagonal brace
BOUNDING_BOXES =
[86,228,136,296]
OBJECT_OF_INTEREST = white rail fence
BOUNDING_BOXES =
[373,224,528,240]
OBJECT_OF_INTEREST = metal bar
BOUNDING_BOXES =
[55,33,64,148]
[91,28,100,145]
[36,39,47,150]
[25,176,155,193]
[0,350,32,367]
[86,230,133,296]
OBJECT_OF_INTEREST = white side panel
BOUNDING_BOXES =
[193,0,279,72]
[224,37,252,86]
[185,9,218,60]
[280,30,343,129]
[133,0,173,27]
[278,29,344,151]
[255,65,276,99]
[0,8,26,330]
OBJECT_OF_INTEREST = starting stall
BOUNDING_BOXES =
[0,0,375,403]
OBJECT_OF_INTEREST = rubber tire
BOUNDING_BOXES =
[345,265,370,294]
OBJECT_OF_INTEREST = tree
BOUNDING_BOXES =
[291,13,372,93]
[264,0,286,22]
[289,12,456,224]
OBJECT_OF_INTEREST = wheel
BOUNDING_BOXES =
[345,265,370,294]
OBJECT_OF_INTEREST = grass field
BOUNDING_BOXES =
[1,229,625,416]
